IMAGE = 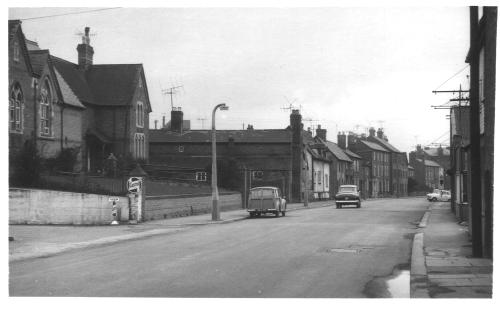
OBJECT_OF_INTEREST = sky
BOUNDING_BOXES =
[8,6,471,154]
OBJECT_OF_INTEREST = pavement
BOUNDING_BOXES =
[410,201,493,298]
[9,199,334,263]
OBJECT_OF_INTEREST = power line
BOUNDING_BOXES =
[19,8,121,21]
[433,64,470,91]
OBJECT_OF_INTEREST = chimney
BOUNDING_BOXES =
[316,124,327,141]
[76,27,94,70]
[369,127,376,137]
[154,120,158,130]
[383,134,388,142]
[438,145,444,156]
[171,108,184,133]
[162,115,166,129]
[338,132,347,149]
[347,132,356,147]
[247,124,254,130]
[290,109,302,131]
[377,128,384,139]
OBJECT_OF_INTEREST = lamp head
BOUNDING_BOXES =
[219,103,229,111]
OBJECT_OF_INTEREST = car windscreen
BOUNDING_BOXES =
[339,186,356,193]
[250,189,275,199]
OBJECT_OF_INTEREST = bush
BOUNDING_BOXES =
[45,148,79,172]
[10,141,42,187]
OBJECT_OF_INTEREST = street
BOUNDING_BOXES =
[10,197,428,297]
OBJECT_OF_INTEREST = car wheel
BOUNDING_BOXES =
[357,202,361,208]
[275,211,280,217]
[432,197,437,202]
[281,211,286,216]
[249,212,254,218]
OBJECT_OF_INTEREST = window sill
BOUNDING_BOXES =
[38,135,56,141]
[9,130,23,135]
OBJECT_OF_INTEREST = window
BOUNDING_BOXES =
[10,83,23,132]
[196,171,207,181]
[318,171,322,185]
[13,41,19,62]
[252,170,264,180]
[40,79,52,136]
[134,133,145,159]
[136,101,144,128]
[178,145,184,152]
[325,174,328,188]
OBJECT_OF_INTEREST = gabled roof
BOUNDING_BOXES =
[28,49,49,76]
[369,136,401,153]
[316,137,352,162]
[85,64,143,106]
[50,56,149,111]
[416,159,442,167]
[150,129,291,143]
[360,140,389,152]
[9,20,35,77]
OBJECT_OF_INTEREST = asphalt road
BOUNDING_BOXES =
[10,197,428,297]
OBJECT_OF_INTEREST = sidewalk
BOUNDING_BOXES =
[410,202,492,298]
[9,200,334,263]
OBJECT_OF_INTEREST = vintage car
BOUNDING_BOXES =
[247,187,287,217]
[427,189,451,202]
[335,185,361,208]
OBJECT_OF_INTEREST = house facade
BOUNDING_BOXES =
[9,22,153,176]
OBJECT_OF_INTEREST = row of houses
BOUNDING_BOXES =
[149,108,412,202]
[8,20,152,181]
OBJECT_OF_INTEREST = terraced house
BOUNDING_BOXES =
[8,21,152,177]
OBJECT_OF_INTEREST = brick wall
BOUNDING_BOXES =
[144,193,242,221]
[9,188,127,225]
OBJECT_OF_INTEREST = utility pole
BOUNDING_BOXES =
[197,118,207,129]
[468,6,482,257]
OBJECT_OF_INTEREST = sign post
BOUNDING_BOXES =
[127,164,148,224]
[109,197,120,225]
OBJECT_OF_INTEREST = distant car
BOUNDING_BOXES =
[427,189,451,202]
[247,187,287,217]
[335,185,361,209]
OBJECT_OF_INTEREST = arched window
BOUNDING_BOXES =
[134,133,145,159]
[10,83,23,132]
[136,101,144,128]
[40,79,53,136]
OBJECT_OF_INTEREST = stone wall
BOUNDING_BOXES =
[9,188,127,225]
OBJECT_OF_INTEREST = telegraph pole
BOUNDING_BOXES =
[469,6,482,257]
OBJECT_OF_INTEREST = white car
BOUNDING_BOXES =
[427,189,451,202]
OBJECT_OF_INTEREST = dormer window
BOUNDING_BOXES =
[136,101,144,128]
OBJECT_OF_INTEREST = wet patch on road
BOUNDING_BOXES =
[363,263,410,298]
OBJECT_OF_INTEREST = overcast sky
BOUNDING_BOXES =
[9,6,471,153]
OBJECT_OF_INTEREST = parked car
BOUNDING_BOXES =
[427,189,451,202]
[247,187,286,217]
[335,185,361,209]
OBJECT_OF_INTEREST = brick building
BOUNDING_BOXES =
[345,132,391,198]
[8,22,152,174]
[367,128,408,196]
[409,145,448,190]
[149,110,332,203]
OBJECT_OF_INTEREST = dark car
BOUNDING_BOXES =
[247,187,287,217]
[335,185,361,209]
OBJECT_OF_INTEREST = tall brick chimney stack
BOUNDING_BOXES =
[369,127,376,137]
[315,125,327,141]
[77,27,94,70]
[338,132,347,149]
[171,108,184,133]
[377,128,384,139]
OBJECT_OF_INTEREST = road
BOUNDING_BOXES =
[10,197,428,297]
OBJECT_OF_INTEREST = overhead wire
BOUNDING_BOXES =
[18,8,121,21]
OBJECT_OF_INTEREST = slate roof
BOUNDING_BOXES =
[360,140,389,152]
[369,136,401,153]
[416,159,441,167]
[424,147,450,157]
[50,56,147,109]
[28,49,48,76]
[150,129,291,143]
[316,138,352,162]
[344,148,362,159]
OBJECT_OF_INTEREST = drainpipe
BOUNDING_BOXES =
[60,102,65,150]
[33,78,38,146]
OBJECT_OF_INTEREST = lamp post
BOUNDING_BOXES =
[211,103,229,221]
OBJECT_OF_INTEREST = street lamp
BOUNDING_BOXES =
[211,103,229,221]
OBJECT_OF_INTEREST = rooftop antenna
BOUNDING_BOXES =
[303,118,318,131]
[162,85,184,110]
[281,96,298,113]
[74,28,97,43]
[197,117,207,129]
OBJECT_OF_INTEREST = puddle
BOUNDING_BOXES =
[363,264,410,298]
